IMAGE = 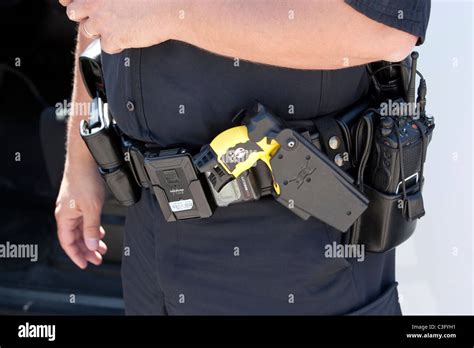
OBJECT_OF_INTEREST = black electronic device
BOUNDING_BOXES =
[143,148,215,221]
[366,52,435,195]
[353,51,435,252]
[368,107,434,194]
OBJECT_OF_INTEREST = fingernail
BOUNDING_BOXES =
[85,238,99,251]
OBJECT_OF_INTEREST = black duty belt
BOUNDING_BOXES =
[106,99,371,231]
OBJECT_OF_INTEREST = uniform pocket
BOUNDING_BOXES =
[346,282,402,315]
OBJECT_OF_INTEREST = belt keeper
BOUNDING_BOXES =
[127,145,150,188]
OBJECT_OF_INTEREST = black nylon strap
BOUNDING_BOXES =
[314,116,351,171]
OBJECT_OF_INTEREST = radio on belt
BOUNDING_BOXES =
[143,148,215,221]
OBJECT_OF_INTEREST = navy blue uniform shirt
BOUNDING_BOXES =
[102,0,430,314]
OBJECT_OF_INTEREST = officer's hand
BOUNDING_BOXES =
[59,0,170,54]
[55,166,108,269]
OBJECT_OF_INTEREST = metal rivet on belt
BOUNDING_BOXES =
[126,101,135,112]
[334,153,344,167]
[328,136,340,150]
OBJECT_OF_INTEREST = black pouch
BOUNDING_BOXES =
[100,167,140,207]
[357,181,423,253]
[80,98,140,207]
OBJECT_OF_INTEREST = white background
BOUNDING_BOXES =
[395,0,473,314]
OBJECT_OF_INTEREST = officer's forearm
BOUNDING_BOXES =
[172,0,417,69]
[64,31,97,174]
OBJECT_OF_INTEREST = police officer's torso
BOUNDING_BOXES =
[102,40,369,146]
[102,40,397,315]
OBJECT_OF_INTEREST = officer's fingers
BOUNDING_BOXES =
[101,47,124,55]
[58,0,72,7]
[55,201,94,269]
[56,214,78,243]
[66,1,93,22]
[97,240,108,256]
[66,244,89,269]
[78,230,106,258]
[85,250,103,266]
[99,226,106,239]
[56,215,88,268]
[97,226,107,254]
[80,20,100,39]
[97,226,107,255]
[82,210,102,251]
[57,222,80,252]
[58,232,88,269]
[78,243,103,266]
[100,39,124,55]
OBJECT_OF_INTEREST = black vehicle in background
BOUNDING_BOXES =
[0,0,125,314]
